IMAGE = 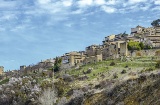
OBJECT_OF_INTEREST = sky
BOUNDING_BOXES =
[0,0,160,71]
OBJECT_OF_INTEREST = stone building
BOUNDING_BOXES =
[146,26,160,48]
[120,42,128,56]
[86,45,102,56]
[61,51,86,66]
[84,54,102,64]
[0,66,4,75]
[103,34,115,43]
[102,34,128,60]
[20,65,26,71]
[84,45,103,64]
[131,25,160,48]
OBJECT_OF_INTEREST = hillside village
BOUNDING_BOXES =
[0,20,160,105]
[0,20,160,75]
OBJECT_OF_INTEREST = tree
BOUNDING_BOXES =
[127,41,141,51]
[139,42,144,50]
[151,19,160,27]
[53,57,62,72]
[128,41,146,51]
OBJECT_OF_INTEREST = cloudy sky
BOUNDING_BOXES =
[0,0,160,70]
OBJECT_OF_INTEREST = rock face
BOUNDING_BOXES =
[83,73,160,105]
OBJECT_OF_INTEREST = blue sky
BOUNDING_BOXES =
[0,0,160,71]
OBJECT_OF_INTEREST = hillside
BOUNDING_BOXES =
[0,56,160,105]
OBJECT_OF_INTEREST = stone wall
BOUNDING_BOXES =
[0,66,4,75]
[128,49,160,57]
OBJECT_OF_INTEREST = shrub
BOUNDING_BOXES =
[38,88,57,105]
[62,74,73,82]
[156,60,160,68]
[139,42,144,50]
[121,70,127,74]
[127,41,141,51]
[136,52,141,56]
[113,73,118,79]
[110,62,116,66]
[95,84,101,89]
[128,72,136,76]
[0,78,9,85]
[83,68,92,74]
[145,67,155,72]
[54,57,62,72]
[145,45,152,49]
[54,79,70,97]
[155,50,160,56]
[77,76,88,81]
[125,65,128,68]
[57,97,68,105]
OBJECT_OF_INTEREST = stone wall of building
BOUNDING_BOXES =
[128,49,160,57]
[0,66,4,75]
[84,54,102,64]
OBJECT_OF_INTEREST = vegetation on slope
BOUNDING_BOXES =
[0,56,159,105]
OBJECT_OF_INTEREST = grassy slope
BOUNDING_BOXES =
[55,56,157,96]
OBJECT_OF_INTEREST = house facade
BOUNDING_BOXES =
[0,66,4,75]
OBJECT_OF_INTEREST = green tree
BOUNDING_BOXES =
[127,41,141,51]
[139,42,144,50]
[145,45,152,49]
[151,19,160,27]
[54,57,62,72]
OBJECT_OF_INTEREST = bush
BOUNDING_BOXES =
[156,60,160,68]
[113,73,118,79]
[139,42,144,50]
[62,74,74,82]
[54,57,62,72]
[0,78,9,85]
[38,88,57,105]
[136,52,141,56]
[145,67,155,72]
[121,70,127,74]
[83,68,92,74]
[125,65,128,68]
[110,62,116,66]
[57,97,68,105]
[127,41,142,51]
[77,76,88,81]
[155,50,160,56]
[54,79,70,97]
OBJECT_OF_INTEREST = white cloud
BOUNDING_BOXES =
[77,0,93,7]
[62,0,73,7]
[101,6,116,13]
[94,0,106,5]
[37,0,51,4]
[154,0,160,5]
[77,0,106,7]
[106,0,118,5]
[71,9,84,14]
[128,0,147,4]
